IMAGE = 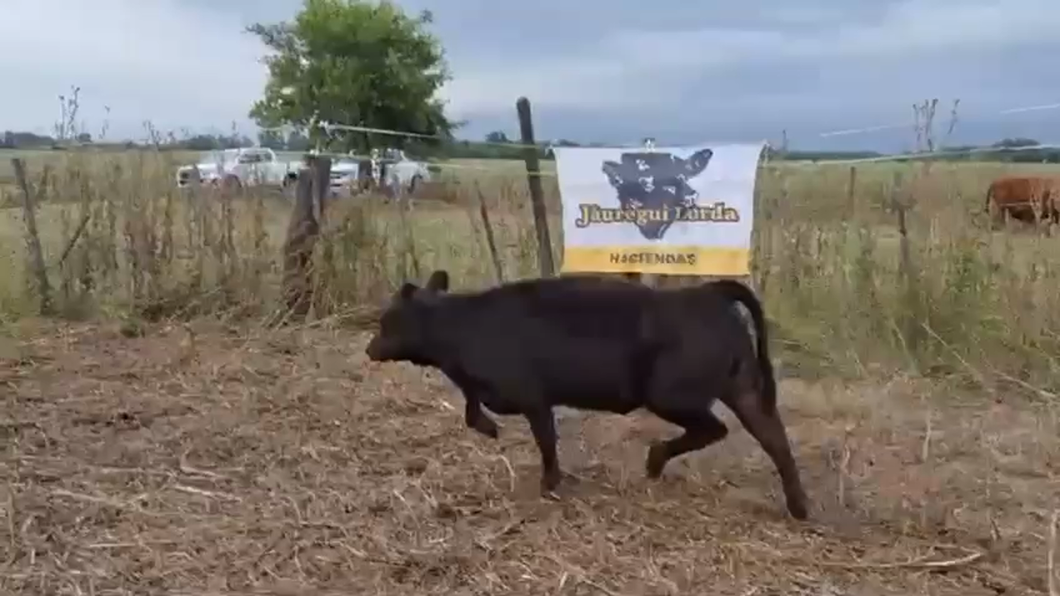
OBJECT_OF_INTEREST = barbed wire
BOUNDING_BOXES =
[320,123,538,150]
[266,141,1060,180]
[319,97,1060,149]
[817,100,1060,138]
[312,97,1060,169]
[793,142,1060,166]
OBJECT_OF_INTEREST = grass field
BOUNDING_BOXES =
[1,149,1059,594]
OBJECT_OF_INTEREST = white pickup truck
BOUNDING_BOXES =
[175,147,302,190]
[329,148,434,197]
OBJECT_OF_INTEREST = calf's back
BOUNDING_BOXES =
[432,276,754,412]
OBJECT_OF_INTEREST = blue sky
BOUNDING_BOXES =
[1,0,1059,151]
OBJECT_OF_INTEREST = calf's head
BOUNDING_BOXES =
[365,270,450,364]
[601,148,713,240]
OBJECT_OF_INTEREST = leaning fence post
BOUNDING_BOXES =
[12,158,54,316]
[474,182,505,283]
[516,97,556,277]
[281,163,321,322]
[311,156,335,314]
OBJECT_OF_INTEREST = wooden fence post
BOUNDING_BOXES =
[12,159,54,316]
[389,165,421,282]
[281,156,330,322]
[516,97,556,277]
[892,171,921,361]
[311,156,331,228]
[312,157,336,313]
[846,165,858,220]
[474,183,505,284]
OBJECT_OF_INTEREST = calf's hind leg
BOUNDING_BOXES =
[643,398,730,479]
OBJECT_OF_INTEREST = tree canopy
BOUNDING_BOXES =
[247,0,456,153]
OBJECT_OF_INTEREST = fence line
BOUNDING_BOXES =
[24,141,1053,181]
[294,142,1060,177]
[322,123,546,150]
[175,98,1060,154]
[817,100,1060,138]
[8,97,1060,176]
[9,137,1059,180]
[305,96,1060,172]
[789,142,1060,166]
[327,98,1060,149]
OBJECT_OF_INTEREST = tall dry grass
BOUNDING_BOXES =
[2,150,1060,400]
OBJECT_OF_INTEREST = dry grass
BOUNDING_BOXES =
[1,320,1056,595]
[0,151,554,321]
[1,150,1060,594]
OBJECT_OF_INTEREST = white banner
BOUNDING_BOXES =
[553,143,764,276]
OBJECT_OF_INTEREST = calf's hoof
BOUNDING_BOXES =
[472,417,500,439]
[539,469,562,495]
[645,443,668,479]
[786,491,810,521]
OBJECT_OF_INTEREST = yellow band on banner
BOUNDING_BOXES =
[561,246,751,276]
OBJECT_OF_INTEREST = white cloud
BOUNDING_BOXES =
[2,0,1058,145]
[438,27,778,115]
[790,0,1060,57]
[0,0,269,138]
[442,0,1060,116]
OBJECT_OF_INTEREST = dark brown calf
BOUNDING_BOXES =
[365,271,809,520]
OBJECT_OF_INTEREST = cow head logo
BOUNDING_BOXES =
[600,148,714,240]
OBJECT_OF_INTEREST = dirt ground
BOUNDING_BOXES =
[0,321,1057,595]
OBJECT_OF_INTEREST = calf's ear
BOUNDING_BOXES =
[425,269,450,293]
[399,282,419,299]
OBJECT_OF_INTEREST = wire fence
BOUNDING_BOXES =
[248,96,1060,175]
[6,97,1060,178]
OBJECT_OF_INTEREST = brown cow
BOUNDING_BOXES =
[984,175,1060,228]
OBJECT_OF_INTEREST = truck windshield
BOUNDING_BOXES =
[238,151,271,164]
[198,150,238,166]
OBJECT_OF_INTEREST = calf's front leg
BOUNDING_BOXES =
[525,407,562,494]
[464,392,499,439]
[441,366,500,439]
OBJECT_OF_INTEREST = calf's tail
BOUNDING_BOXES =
[706,279,777,409]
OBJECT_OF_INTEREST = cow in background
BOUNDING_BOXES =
[985,175,1060,229]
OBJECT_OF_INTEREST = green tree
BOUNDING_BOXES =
[248,0,455,153]
[484,131,510,144]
